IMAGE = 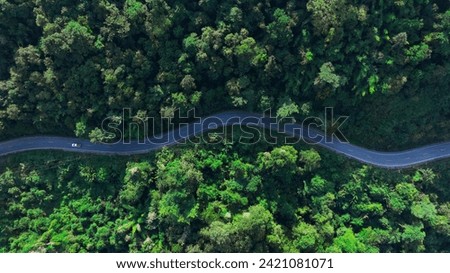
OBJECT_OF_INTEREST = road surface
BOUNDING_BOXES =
[0,112,449,169]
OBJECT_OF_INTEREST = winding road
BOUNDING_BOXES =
[0,112,449,169]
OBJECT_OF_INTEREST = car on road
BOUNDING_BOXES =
[71,143,81,148]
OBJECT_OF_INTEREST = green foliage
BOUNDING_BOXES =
[125,0,144,19]
[299,149,321,173]
[74,118,87,137]
[406,43,432,64]
[327,228,370,253]
[0,0,448,147]
[0,0,449,254]
[306,0,356,40]
[411,196,437,224]
[200,205,279,252]
[266,8,293,46]
[305,175,333,196]
[315,62,346,90]
[1,139,450,253]
[276,98,299,118]
[292,222,320,252]
[401,224,426,252]
[257,146,298,180]
[89,128,110,143]
[368,74,379,94]
[120,162,153,204]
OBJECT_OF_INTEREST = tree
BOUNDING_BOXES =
[89,128,114,143]
[299,149,321,173]
[257,146,298,181]
[405,43,432,64]
[306,0,356,39]
[200,204,278,252]
[401,224,426,252]
[120,162,153,205]
[327,228,370,253]
[276,97,299,118]
[314,62,346,90]
[292,222,320,252]
[74,119,87,137]
[266,8,293,46]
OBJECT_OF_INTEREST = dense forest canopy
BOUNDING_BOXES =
[0,0,449,148]
[0,0,449,253]
[1,138,450,252]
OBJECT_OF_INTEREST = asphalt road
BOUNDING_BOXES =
[0,112,449,169]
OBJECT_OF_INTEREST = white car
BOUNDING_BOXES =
[71,143,81,148]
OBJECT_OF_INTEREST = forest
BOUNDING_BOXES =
[0,0,449,252]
